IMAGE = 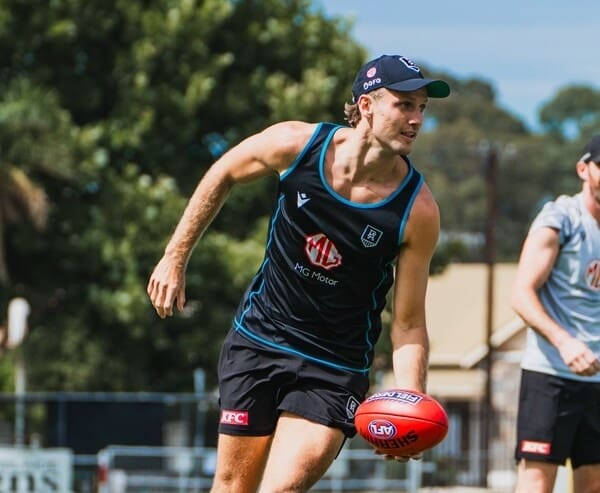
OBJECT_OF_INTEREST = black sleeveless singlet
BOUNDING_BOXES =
[233,122,424,374]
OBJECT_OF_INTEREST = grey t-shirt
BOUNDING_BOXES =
[521,193,600,381]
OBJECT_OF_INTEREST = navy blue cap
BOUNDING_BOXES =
[581,134,600,163]
[351,55,450,102]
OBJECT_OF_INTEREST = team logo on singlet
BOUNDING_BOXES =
[297,191,310,208]
[584,259,600,291]
[304,233,342,270]
[361,225,383,248]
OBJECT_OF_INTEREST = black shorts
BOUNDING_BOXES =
[515,369,600,468]
[217,329,370,438]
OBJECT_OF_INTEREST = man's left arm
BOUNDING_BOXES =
[390,185,440,392]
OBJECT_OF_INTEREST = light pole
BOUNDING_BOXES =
[482,143,498,487]
[7,297,31,446]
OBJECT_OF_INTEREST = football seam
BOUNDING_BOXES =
[356,413,447,427]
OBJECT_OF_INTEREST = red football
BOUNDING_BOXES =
[354,389,449,456]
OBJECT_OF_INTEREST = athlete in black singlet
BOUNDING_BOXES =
[148,54,450,493]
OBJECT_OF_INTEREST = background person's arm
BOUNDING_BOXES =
[511,226,600,376]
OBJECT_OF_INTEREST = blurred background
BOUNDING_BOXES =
[0,0,597,491]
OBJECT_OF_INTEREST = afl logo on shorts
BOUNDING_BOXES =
[585,259,600,291]
[304,233,342,270]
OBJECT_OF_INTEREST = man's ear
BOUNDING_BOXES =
[576,160,589,181]
[357,94,373,120]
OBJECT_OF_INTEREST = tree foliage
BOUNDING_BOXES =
[0,0,366,391]
[539,86,600,138]
[0,0,598,393]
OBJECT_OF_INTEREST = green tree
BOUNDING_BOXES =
[1,0,367,391]
[539,85,600,139]
[3,0,596,393]
[0,78,78,283]
[409,72,536,261]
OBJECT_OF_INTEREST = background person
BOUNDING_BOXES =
[511,135,600,493]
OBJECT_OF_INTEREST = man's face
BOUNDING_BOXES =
[578,159,600,205]
[367,87,429,155]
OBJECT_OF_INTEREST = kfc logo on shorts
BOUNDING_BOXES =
[584,259,600,291]
[220,410,249,426]
[304,233,342,270]
[520,440,551,455]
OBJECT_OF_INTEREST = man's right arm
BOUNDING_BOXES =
[147,121,317,318]
[511,227,600,376]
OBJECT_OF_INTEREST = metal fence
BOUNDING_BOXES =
[0,391,527,492]
[96,445,444,493]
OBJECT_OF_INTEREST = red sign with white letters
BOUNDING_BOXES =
[520,440,551,455]
[220,410,249,426]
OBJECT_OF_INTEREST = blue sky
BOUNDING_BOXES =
[317,0,600,131]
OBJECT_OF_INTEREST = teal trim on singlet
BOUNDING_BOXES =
[232,122,424,374]
[280,122,327,181]
[398,173,424,245]
[234,319,371,374]
[362,257,396,369]
[233,193,372,374]
[314,124,424,248]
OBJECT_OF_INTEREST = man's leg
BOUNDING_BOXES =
[258,412,346,493]
[211,434,272,493]
[573,464,600,493]
[514,459,558,493]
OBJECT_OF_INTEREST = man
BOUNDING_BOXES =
[511,135,600,493]
[148,54,450,493]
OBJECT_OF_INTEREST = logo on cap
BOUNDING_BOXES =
[398,56,420,73]
[366,67,377,78]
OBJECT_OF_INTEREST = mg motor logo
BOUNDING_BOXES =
[304,233,342,270]
[368,419,397,439]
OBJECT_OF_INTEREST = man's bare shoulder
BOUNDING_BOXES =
[250,121,319,172]
[405,183,440,248]
[408,181,438,216]
[260,121,318,147]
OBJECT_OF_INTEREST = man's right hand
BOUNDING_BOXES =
[147,255,187,318]
[558,336,600,376]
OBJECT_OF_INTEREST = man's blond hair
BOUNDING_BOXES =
[343,89,384,128]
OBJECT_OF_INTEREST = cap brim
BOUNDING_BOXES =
[581,151,600,163]
[386,78,450,98]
